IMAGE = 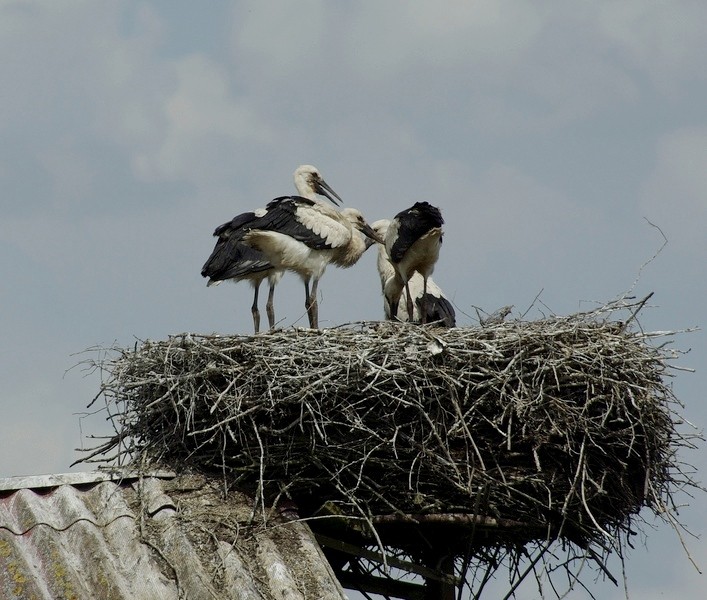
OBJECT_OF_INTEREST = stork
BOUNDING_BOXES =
[242,195,381,329]
[201,165,342,333]
[383,202,444,324]
[372,219,455,327]
[201,210,280,333]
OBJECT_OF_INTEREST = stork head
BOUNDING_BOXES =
[341,208,384,245]
[293,164,342,206]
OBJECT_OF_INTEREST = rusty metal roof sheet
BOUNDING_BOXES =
[0,471,346,600]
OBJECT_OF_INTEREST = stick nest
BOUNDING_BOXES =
[82,300,695,568]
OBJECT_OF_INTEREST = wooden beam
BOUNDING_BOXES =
[372,512,536,530]
[423,554,456,600]
[315,533,459,585]
[336,570,426,600]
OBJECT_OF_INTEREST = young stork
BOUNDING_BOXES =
[241,196,381,329]
[383,202,445,324]
[372,219,455,327]
[201,165,342,333]
[201,210,280,333]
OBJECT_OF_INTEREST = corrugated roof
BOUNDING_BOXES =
[0,471,347,600]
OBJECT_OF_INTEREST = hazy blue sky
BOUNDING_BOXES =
[1,2,705,597]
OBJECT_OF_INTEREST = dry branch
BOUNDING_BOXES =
[78,298,700,595]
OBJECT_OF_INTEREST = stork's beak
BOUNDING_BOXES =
[359,222,384,245]
[315,178,343,206]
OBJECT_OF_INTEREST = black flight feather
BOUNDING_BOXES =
[416,293,456,327]
[201,236,272,282]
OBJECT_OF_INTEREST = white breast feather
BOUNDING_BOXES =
[397,228,442,279]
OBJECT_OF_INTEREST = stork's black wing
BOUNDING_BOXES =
[201,235,272,282]
[213,210,261,239]
[248,196,335,250]
[417,293,456,327]
[389,202,444,263]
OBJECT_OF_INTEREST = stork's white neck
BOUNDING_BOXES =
[293,172,316,200]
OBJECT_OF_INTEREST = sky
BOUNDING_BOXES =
[1,1,705,597]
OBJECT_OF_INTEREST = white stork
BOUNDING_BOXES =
[383,202,444,324]
[201,210,280,333]
[241,196,381,329]
[201,165,342,333]
[371,219,455,327]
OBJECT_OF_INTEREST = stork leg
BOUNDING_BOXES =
[251,282,261,334]
[303,277,315,328]
[304,278,311,307]
[385,275,404,322]
[389,289,402,322]
[308,277,320,329]
[383,294,394,321]
[266,282,276,330]
[420,276,429,324]
[404,280,415,324]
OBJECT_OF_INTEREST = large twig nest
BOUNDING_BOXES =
[82,299,695,564]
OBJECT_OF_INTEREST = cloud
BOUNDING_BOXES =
[342,0,543,78]
[326,3,639,134]
[132,54,275,187]
[231,0,328,72]
[0,2,159,137]
[0,2,174,215]
[641,127,707,254]
[598,1,707,95]
[435,159,598,256]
